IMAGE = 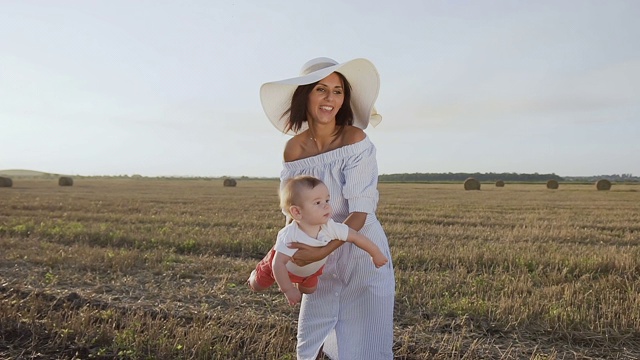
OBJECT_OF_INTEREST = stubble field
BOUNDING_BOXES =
[1,178,639,359]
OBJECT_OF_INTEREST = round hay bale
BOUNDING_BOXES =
[58,177,74,186]
[495,180,505,187]
[223,178,237,187]
[546,179,559,190]
[0,176,13,188]
[463,177,480,191]
[595,179,612,191]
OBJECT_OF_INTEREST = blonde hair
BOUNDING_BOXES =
[280,175,325,217]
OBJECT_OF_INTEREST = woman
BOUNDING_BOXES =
[260,57,395,359]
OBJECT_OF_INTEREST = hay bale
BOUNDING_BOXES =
[495,180,505,187]
[463,177,480,191]
[0,176,13,188]
[223,178,237,187]
[595,179,612,191]
[546,179,559,190]
[58,177,74,186]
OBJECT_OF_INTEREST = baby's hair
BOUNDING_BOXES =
[280,175,325,217]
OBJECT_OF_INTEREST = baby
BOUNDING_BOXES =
[247,175,389,305]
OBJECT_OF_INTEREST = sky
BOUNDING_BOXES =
[1,1,639,178]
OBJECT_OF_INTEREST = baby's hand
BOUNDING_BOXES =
[283,287,302,306]
[372,254,389,268]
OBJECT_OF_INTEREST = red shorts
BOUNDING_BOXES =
[253,248,324,289]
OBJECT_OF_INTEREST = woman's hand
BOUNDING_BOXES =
[289,242,330,266]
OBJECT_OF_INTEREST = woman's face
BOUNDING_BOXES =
[306,72,345,127]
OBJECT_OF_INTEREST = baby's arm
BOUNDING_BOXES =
[346,228,388,268]
[271,251,302,305]
[289,212,366,266]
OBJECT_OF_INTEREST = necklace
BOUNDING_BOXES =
[310,134,338,153]
[310,136,321,152]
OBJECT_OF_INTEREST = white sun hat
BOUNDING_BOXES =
[260,57,382,135]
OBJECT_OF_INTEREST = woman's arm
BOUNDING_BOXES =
[290,211,368,266]
[289,240,340,266]
[343,211,367,232]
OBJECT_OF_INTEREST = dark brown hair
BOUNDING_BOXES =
[282,72,354,134]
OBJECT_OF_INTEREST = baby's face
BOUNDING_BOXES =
[297,183,332,226]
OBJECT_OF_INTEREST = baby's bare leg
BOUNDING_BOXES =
[247,270,269,292]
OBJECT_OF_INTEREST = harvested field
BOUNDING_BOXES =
[1,179,639,359]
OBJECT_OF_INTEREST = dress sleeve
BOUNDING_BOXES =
[342,141,380,214]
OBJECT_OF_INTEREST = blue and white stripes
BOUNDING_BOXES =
[281,136,395,360]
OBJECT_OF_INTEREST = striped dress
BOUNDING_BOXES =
[280,136,395,360]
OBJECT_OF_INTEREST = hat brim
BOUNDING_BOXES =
[260,58,382,135]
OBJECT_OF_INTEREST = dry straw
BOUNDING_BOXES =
[463,177,481,191]
[58,177,74,186]
[0,176,12,187]
[223,178,237,187]
[595,179,612,191]
[546,179,559,190]
[495,180,505,187]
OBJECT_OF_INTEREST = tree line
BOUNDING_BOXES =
[378,172,564,182]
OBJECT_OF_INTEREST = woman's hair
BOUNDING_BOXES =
[282,72,354,134]
[279,175,325,217]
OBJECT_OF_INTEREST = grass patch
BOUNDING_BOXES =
[1,179,639,359]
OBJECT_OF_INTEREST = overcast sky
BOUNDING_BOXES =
[2,1,639,177]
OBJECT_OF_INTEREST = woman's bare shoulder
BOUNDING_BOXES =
[341,126,366,145]
[283,133,308,162]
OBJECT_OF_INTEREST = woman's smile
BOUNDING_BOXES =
[307,73,344,125]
